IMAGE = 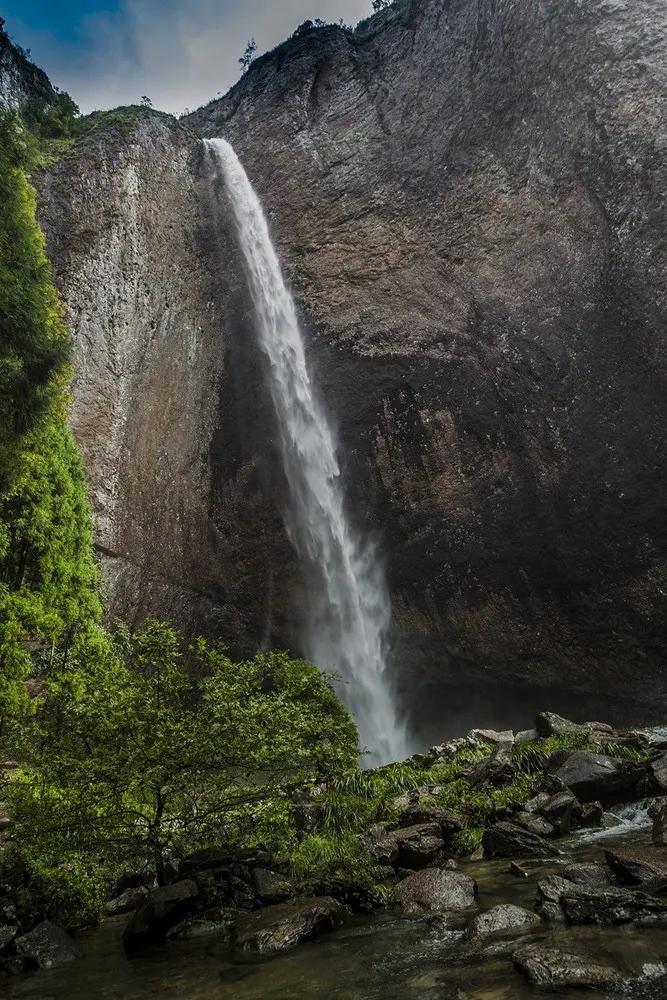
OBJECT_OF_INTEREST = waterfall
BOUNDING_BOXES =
[205,138,409,764]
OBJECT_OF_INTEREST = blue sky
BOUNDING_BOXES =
[4,1,374,113]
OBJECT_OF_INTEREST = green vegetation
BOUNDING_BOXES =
[0,110,99,734]
[3,622,358,921]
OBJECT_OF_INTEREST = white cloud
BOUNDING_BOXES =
[11,0,374,114]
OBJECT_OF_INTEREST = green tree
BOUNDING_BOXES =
[8,621,358,889]
[0,112,70,486]
[0,111,100,734]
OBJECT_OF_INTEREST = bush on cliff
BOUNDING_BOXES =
[0,111,100,735]
[6,620,359,909]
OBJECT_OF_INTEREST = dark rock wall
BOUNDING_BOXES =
[187,0,667,741]
[24,0,667,746]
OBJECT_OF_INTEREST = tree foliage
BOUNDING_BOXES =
[7,621,359,891]
[238,37,257,74]
[0,111,99,733]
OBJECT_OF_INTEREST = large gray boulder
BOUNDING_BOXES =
[391,868,477,914]
[251,868,294,905]
[232,896,344,955]
[552,751,643,804]
[513,946,621,989]
[105,885,150,917]
[368,822,446,869]
[14,921,82,970]
[123,879,199,949]
[562,863,611,887]
[535,712,584,738]
[540,790,580,834]
[536,874,667,926]
[605,848,667,885]
[648,754,667,794]
[482,821,558,859]
[466,904,540,939]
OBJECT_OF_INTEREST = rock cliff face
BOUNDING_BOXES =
[37,113,299,652]
[10,0,667,744]
[0,21,55,110]
[188,0,667,739]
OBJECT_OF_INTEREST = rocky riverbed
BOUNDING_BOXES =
[2,715,667,997]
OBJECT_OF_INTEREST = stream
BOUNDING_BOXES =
[7,824,667,1000]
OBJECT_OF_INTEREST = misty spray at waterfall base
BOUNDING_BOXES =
[205,138,408,765]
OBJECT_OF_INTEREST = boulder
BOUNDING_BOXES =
[513,946,621,990]
[232,896,344,955]
[392,868,477,914]
[470,729,514,749]
[649,798,667,846]
[648,754,667,794]
[390,823,445,869]
[551,751,644,804]
[562,863,611,887]
[513,812,556,837]
[167,911,235,942]
[515,729,539,744]
[365,829,399,867]
[311,878,384,913]
[579,801,604,827]
[605,848,667,885]
[536,875,667,926]
[398,803,463,837]
[523,792,550,814]
[535,712,584,737]
[514,812,555,837]
[467,752,516,789]
[251,868,294,905]
[14,921,82,970]
[535,875,573,921]
[181,845,271,874]
[0,923,17,952]
[105,885,150,917]
[482,821,559,859]
[466,903,540,939]
[123,879,199,949]
[541,791,580,834]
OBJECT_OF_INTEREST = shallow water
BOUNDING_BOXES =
[7,829,667,1000]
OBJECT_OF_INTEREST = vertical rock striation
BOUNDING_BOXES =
[187,0,667,739]
[3,1,665,744]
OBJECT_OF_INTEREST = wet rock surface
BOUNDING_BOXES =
[123,880,200,949]
[230,896,345,955]
[551,751,644,804]
[391,868,477,914]
[483,821,559,859]
[513,945,622,989]
[466,903,540,939]
[14,921,82,970]
[605,847,667,885]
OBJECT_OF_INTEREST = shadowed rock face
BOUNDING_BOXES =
[186,0,667,741]
[36,114,299,652]
[27,0,667,746]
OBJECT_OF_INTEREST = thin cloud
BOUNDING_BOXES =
[10,0,374,114]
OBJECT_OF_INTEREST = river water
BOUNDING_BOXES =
[7,827,667,1000]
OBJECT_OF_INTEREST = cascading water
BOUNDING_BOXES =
[205,138,408,764]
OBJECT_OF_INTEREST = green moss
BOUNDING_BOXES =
[0,110,101,736]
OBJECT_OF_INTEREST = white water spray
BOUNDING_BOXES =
[205,138,408,764]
